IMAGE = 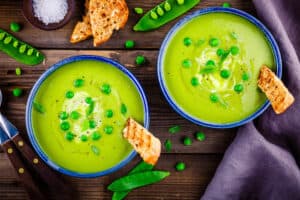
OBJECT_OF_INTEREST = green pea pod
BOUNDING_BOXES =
[112,161,154,200]
[133,0,200,31]
[0,29,44,65]
[108,171,170,192]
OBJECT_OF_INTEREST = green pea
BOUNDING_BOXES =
[33,102,45,114]
[177,0,184,5]
[65,132,74,141]
[209,38,219,47]
[220,69,231,79]
[206,60,215,67]
[0,32,5,40]
[27,48,34,56]
[195,131,206,141]
[156,6,164,16]
[59,111,68,120]
[4,36,12,44]
[242,73,250,81]
[60,121,70,131]
[234,84,244,93]
[10,22,21,32]
[230,46,239,55]
[85,97,93,104]
[210,93,219,103]
[175,162,186,171]
[217,48,225,56]
[13,41,19,48]
[164,139,172,152]
[169,125,181,134]
[65,91,74,99]
[135,55,146,65]
[134,7,144,15]
[183,136,192,146]
[101,83,111,94]
[183,37,192,46]
[91,145,100,155]
[70,111,80,120]
[89,120,97,129]
[15,67,21,76]
[191,77,199,86]
[12,88,22,97]
[164,1,171,11]
[80,134,88,142]
[104,126,113,134]
[182,59,192,68]
[222,2,231,8]
[125,40,135,49]
[91,131,101,141]
[106,109,113,118]
[150,11,158,20]
[19,44,26,53]
[121,103,127,115]
[74,79,84,87]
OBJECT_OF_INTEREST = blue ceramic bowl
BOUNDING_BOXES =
[26,55,150,178]
[157,7,282,129]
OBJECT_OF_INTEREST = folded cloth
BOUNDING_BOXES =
[201,1,300,199]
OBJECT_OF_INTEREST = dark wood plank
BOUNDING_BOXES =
[0,0,255,49]
[0,153,223,200]
[0,50,236,154]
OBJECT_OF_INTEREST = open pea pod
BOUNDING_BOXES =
[133,0,200,31]
[0,29,44,66]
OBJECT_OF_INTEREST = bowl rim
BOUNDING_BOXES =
[157,7,282,129]
[25,55,150,178]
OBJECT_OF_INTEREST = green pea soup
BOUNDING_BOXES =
[31,60,145,173]
[162,12,276,124]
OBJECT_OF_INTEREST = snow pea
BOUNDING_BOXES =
[108,171,170,192]
[134,0,200,31]
[112,161,154,200]
[0,29,44,65]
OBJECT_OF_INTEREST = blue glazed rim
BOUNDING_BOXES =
[25,55,150,178]
[157,7,282,129]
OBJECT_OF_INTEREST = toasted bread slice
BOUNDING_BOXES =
[258,65,295,114]
[89,0,129,47]
[123,118,161,165]
[70,0,92,43]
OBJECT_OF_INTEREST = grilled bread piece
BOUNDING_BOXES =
[70,0,92,43]
[258,65,295,114]
[123,118,161,165]
[89,0,129,47]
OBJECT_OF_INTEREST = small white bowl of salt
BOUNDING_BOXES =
[23,0,75,30]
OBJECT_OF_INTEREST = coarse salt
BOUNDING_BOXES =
[33,0,68,25]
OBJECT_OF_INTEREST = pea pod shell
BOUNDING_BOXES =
[133,0,200,31]
[0,29,44,65]
[108,171,170,192]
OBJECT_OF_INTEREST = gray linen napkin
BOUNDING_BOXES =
[201,0,300,199]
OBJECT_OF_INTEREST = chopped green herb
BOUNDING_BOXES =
[91,145,100,155]
[195,132,206,141]
[12,88,22,97]
[15,67,21,76]
[134,7,144,15]
[183,136,192,146]
[169,125,181,134]
[175,162,186,171]
[200,65,217,74]
[164,139,172,152]
[230,32,238,39]
[33,102,45,114]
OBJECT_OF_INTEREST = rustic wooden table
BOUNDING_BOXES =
[0,0,255,199]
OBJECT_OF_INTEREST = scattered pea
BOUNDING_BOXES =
[104,126,113,134]
[183,37,192,46]
[89,120,97,129]
[106,109,113,118]
[80,134,88,142]
[13,41,19,48]
[4,36,12,44]
[222,2,231,8]
[156,6,164,16]
[169,125,181,134]
[220,69,231,79]
[59,111,68,120]
[60,121,70,131]
[27,48,34,56]
[70,111,80,120]
[65,91,74,99]
[242,73,249,81]
[230,46,239,55]
[121,103,127,115]
[182,59,192,68]
[101,83,111,94]
[177,0,184,5]
[210,93,219,103]
[85,97,93,104]
[234,84,244,93]
[217,48,225,56]
[206,60,215,67]
[15,67,21,76]
[164,1,171,11]
[65,132,74,141]
[10,22,21,32]
[150,11,158,20]
[125,40,135,49]
[74,79,84,87]
[195,132,206,141]
[191,77,199,86]
[135,55,146,65]
[12,88,22,97]
[19,44,26,53]
[209,38,219,47]
[91,131,101,141]
[183,136,192,146]
[134,7,144,15]
[175,162,186,171]
[164,139,172,152]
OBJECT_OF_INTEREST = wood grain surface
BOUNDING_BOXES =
[0,0,255,199]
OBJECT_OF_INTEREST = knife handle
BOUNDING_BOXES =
[11,134,74,200]
[2,140,46,200]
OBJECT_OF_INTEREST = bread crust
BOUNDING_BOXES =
[258,65,295,114]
